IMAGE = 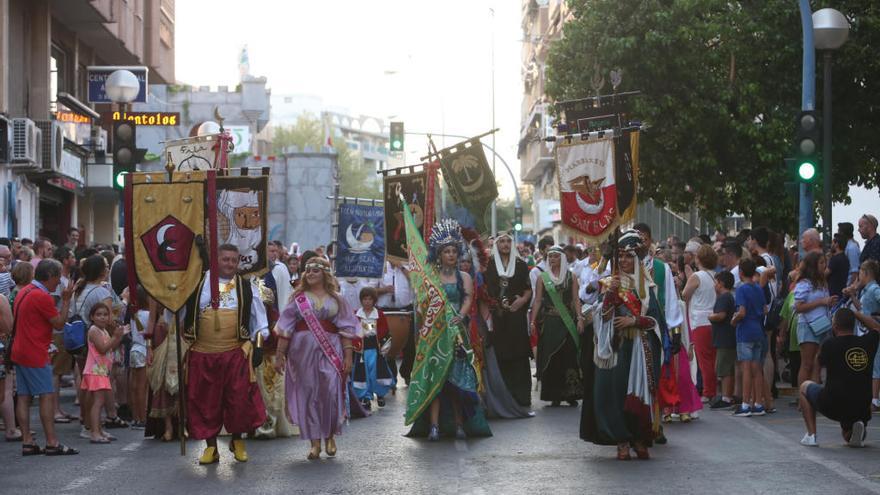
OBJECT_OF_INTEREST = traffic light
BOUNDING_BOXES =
[793,110,820,183]
[513,206,523,232]
[389,122,404,152]
[112,120,136,190]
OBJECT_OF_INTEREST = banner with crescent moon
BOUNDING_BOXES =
[216,175,269,277]
[383,170,428,262]
[335,203,385,278]
[555,135,620,242]
[438,138,498,232]
[615,129,639,224]
[131,180,206,312]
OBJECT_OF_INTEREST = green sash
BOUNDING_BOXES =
[540,272,580,356]
[652,258,666,311]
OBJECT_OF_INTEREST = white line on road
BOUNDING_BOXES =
[454,440,469,452]
[62,476,95,492]
[739,417,880,494]
[121,441,142,452]
[94,457,124,471]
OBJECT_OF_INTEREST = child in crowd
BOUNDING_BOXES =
[352,287,394,410]
[128,286,150,429]
[709,271,737,409]
[82,302,127,443]
[731,259,767,417]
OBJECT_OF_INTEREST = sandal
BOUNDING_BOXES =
[54,415,72,424]
[90,438,111,444]
[5,433,23,442]
[22,443,43,456]
[103,416,129,429]
[616,446,631,461]
[44,443,79,456]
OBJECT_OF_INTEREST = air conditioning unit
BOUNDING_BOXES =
[0,115,11,163]
[36,120,63,172]
[11,118,40,167]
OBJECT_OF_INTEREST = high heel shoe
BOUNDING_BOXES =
[307,442,321,460]
[325,437,337,457]
[428,424,440,441]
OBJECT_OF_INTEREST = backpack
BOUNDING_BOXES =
[63,286,100,352]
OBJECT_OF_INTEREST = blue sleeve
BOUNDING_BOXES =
[735,287,745,307]
[793,281,810,303]
[847,244,860,274]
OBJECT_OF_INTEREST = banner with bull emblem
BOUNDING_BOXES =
[555,135,619,242]
[383,170,428,262]
[216,175,269,277]
[335,202,385,278]
[438,138,497,233]
[130,179,206,312]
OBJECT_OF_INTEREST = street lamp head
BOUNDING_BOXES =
[813,8,850,51]
[197,121,221,136]
[105,69,140,103]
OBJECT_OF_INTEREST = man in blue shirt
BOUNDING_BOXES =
[838,222,861,285]
[731,258,768,417]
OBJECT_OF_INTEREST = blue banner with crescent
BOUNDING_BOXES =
[335,203,385,278]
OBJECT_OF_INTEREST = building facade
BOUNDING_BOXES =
[0,0,175,247]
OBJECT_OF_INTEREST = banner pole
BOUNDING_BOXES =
[174,312,186,456]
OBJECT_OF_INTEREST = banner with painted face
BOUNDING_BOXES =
[216,175,269,277]
[383,170,428,262]
[130,179,206,312]
[438,138,498,233]
[555,135,620,242]
[335,203,385,278]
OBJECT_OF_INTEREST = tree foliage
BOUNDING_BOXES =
[545,0,880,233]
[272,113,382,199]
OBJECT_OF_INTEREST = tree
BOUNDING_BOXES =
[272,113,382,199]
[545,0,880,233]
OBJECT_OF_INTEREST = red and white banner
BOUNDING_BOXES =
[556,136,619,242]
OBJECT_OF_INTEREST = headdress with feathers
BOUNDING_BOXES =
[428,218,465,264]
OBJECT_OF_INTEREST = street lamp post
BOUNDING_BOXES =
[813,8,850,244]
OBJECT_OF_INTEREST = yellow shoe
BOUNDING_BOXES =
[228,439,248,462]
[680,413,692,423]
[325,437,337,457]
[307,442,321,460]
[199,446,219,465]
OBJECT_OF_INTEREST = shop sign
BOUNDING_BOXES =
[111,111,180,126]
[87,66,149,103]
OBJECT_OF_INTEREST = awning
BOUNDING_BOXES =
[57,92,101,121]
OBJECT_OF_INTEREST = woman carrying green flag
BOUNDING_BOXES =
[531,246,584,407]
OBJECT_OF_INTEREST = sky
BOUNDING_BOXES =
[175,0,523,198]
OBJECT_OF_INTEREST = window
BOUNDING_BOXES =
[50,45,69,113]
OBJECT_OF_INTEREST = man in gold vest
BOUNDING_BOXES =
[184,244,268,464]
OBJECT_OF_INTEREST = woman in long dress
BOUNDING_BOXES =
[274,257,357,460]
[580,230,671,460]
[531,246,583,406]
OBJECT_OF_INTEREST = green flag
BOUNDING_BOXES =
[402,196,460,425]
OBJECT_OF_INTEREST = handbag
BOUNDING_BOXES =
[807,313,833,336]
[63,286,100,352]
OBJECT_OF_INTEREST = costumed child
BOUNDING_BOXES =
[82,302,127,443]
[351,287,395,410]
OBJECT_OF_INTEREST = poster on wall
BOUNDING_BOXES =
[335,203,385,278]
[216,175,269,277]
[383,170,427,262]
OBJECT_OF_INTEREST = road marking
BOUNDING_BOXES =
[121,441,142,452]
[63,476,95,492]
[739,418,880,494]
[94,457,124,471]
[454,440,469,452]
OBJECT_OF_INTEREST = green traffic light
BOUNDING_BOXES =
[514,222,523,232]
[115,171,129,189]
[391,139,402,151]
[798,161,816,181]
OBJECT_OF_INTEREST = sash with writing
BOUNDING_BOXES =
[294,293,345,376]
[540,272,581,356]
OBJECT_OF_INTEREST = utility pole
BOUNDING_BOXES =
[797,0,816,254]
[489,6,497,236]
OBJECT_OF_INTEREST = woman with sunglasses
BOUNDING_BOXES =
[274,257,357,460]
[580,230,671,461]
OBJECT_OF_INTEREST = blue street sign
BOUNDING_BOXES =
[87,66,149,103]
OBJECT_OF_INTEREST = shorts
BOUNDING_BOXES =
[130,349,146,369]
[715,348,736,377]
[14,364,55,396]
[797,321,830,345]
[804,383,868,431]
[737,341,763,363]
[81,374,112,392]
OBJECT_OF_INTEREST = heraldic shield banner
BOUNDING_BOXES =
[216,175,269,278]
[335,203,385,279]
[556,136,620,242]
[131,180,205,312]
[438,138,498,232]
[383,170,428,262]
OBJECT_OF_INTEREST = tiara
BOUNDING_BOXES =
[428,218,463,249]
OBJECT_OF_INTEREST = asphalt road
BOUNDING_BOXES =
[2,382,879,495]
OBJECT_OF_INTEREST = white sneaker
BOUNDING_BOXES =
[800,433,818,446]
[79,426,91,439]
[849,421,865,448]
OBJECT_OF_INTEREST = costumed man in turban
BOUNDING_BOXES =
[481,231,533,407]
[579,230,675,461]
[183,243,269,464]
[218,189,262,272]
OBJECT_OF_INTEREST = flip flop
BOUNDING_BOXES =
[54,416,72,424]
[90,438,111,444]
[5,433,23,442]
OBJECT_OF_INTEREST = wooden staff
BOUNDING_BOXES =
[173,311,186,456]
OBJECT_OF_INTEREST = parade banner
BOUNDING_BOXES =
[216,175,269,277]
[556,135,619,242]
[383,170,427,262]
[164,132,234,171]
[129,180,206,312]
[401,197,458,425]
[438,138,497,232]
[335,202,385,279]
[615,129,640,224]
